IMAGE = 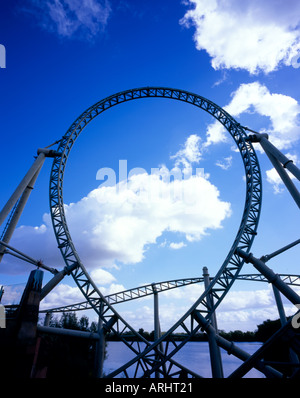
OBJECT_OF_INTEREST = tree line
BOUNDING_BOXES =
[36,312,100,378]
[108,318,287,343]
[43,312,290,342]
[35,312,293,378]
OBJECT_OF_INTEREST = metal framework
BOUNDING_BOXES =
[1,86,300,378]
[48,87,262,377]
[40,278,204,312]
[39,273,300,314]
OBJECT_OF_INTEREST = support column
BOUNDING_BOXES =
[44,312,51,327]
[203,267,224,378]
[95,302,106,378]
[236,249,300,305]
[272,285,299,371]
[272,285,287,326]
[260,239,300,263]
[40,263,78,300]
[0,165,43,263]
[0,147,61,262]
[263,150,300,209]
[15,269,44,377]
[152,283,163,378]
[193,310,283,378]
[258,134,300,181]
[153,284,161,342]
[246,130,300,208]
[0,286,4,302]
[0,152,46,227]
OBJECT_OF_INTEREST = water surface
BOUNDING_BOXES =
[103,341,264,378]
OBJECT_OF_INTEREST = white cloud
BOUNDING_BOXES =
[61,171,231,264]
[216,287,299,331]
[181,0,300,74]
[220,288,274,311]
[24,0,111,40]
[204,122,228,147]
[215,156,232,170]
[171,134,203,174]
[39,280,127,311]
[0,284,26,306]
[204,82,300,151]
[108,285,298,333]
[90,268,116,285]
[169,241,187,250]
[40,283,84,310]
[3,135,231,275]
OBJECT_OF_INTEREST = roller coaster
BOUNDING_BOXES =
[1,87,300,378]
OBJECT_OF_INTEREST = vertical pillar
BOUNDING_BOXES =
[95,302,105,378]
[272,285,287,325]
[44,312,51,327]
[0,152,46,227]
[203,267,224,378]
[0,165,43,263]
[0,304,5,328]
[272,285,299,370]
[15,269,44,377]
[153,284,160,342]
[152,284,163,378]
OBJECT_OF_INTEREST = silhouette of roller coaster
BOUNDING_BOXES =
[1,87,300,378]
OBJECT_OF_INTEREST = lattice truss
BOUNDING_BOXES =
[1,87,300,378]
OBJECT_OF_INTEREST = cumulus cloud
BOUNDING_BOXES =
[90,268,116,285]
[3,135,231,277]
[204,82,300,151]
[169,242,187,250]
[23,0,111,40]
[217,287,300,331]
[40,283,84,309]
[52,172,231,266]
[215,156,232,170]
[114,285,298,333]
[171,134,203,174]
[181,0,300,74]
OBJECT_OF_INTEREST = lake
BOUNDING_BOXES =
[103,341,264,378]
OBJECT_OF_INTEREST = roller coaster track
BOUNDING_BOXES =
[48,87,262,377]
[3,86,300,377]
[40,273,300,314]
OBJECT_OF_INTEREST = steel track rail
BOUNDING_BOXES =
[40,273,300,314]
[40,277,203,313]
[49,87,262,377]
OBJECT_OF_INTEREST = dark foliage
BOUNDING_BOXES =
[35,312,99,378]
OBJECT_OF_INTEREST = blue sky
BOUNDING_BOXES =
[1,0,300,333]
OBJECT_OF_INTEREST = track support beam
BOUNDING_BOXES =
[236,249,300,306]
[202,267,224,378]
